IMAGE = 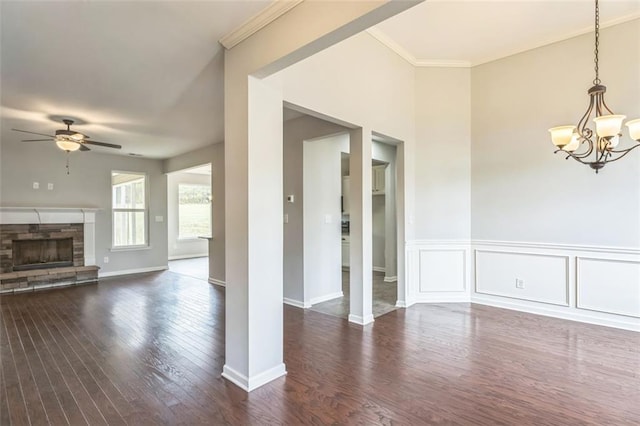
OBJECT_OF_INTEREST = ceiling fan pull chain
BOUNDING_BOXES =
[66,153,70,175]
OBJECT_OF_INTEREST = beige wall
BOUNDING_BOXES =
[471,19,640,247]
[0,140,168,274]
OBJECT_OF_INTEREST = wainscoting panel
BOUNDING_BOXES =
[577,257,640,318]
[406,241,471,304]
[475,250,569,306]
[470,240,640,331]
[419,250,466,293]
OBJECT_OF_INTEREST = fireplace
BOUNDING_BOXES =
[12,238,74,271]
[0,208,100,293]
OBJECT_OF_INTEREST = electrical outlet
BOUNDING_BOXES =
[284,214,289,224]
[103,256,109,264]
[47,183,54,190]
[33,182,39,189]
[515,278,525,289]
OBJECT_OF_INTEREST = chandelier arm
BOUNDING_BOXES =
[566,138,595,159]
[567,154,590,165]
[609,142,640,156]
[600,96,615,115]
[576,96,595,137]
[597,146,640,164]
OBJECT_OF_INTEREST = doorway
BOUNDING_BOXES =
[166,163,212,281]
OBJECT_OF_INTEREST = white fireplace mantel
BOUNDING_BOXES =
[0,207,99,266]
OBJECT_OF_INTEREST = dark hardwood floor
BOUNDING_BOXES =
[1,270,639,425]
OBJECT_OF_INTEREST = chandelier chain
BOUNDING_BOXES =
[593,0,600,85]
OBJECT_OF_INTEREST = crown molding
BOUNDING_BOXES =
[219,0,304,49]
[470,13,640,66]
[368,14,640,69]
[366,27,471,68]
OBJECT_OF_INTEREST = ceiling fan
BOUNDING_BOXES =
[12,119,122,152]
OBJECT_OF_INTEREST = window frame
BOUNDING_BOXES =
[177,182,212,241]
[111,170,149,250]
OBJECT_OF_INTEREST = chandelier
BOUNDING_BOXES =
[548,0,640,173]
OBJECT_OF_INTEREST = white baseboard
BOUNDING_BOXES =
[383,276,397,283]
[472,295,640,332]
[283,298,311,309]
[222,363,287,392]
[395,300,408,308]
[168,254,207,261]
[373,266,386,273]
[414,292,470,303]
[309,291,343,306]
[208,277,226,287]
[99,266,168,278]
[348,313,374,325]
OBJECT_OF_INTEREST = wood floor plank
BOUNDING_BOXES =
[1,269,639,425]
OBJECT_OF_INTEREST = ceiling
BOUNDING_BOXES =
[0,0,270,159]
[2,1,639,160]
[373,0,640,66]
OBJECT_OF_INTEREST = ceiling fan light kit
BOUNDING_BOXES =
[12,118,122,174]
[548,0,640,173]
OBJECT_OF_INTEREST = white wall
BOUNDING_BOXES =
[468,19,640,330]
[167,171,209,260]
[0,141,168,275]
[303,134,344,304]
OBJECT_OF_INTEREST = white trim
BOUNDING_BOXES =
[367,15,640,69]
[168,254,207,261]
[283,297,310,309]
[472,239,639,256]
[309,291,343,306]
[0,206,99,224]
[383,276,397,283]
[208,277,226,287]
[373,266,386,273]
[99,266,168,278]
[219,0,304,49]
[470,13,640,67]
[110,245,152,252]
[395,300,408,308]
[222,363,287,392]
[366,28,472,68]
[472,294,640,333]
[348,314,374,326]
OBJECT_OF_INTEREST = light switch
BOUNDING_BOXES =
[155,216,164,222]
[47,183,54,190]
[287,195,295,203]
[324,214,332,224]
[33,182,39,189]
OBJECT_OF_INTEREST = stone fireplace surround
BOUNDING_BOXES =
[0,207,99,294]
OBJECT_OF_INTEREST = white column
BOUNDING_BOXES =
[349,128,374,325]
[222,75,286,391]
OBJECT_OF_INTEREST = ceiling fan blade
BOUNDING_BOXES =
[22,139,54,142]
[83,140,122,149]
[12,129,56,138]
[79,144,90,151]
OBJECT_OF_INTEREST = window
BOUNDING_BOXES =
[112,171,147,247]
[178,183,211,239]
